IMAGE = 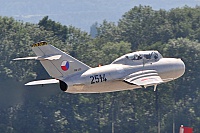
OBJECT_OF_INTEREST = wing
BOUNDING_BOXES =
[124,70,163,89]
[25,79,59,86]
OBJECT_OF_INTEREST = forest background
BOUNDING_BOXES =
[1,4,200,133]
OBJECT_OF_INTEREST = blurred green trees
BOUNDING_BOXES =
[0,5,200,133]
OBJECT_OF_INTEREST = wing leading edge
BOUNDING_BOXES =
[124,70,163,91]
[25,79,59,86]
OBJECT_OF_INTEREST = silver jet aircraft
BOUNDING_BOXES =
[14,41,185,93]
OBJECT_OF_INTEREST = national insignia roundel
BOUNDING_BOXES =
[61,61,70,71]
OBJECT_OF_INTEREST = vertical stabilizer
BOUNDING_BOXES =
[31,41,90,78]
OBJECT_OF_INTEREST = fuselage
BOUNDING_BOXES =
[15,43,185,94]
[61,57,185,93]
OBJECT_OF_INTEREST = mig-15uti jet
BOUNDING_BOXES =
[14,41,185,93]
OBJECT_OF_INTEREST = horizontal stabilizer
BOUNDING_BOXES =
[42,55,62,60]
[124,70,163,87]
[25,79,59,86]
[13,54,62,61]
[13,57,38,60]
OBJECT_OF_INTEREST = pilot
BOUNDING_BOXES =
[152,52,159,60]
[144,54,151,59]
[133,54,142,60]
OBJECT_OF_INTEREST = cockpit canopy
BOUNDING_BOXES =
[112,51,162,65]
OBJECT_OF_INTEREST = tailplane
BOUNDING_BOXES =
[15,41,90,78]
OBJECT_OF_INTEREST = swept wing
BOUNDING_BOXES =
[124,70,163,91]
[25,79,59,86]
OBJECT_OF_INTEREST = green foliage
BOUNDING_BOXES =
[118,5,159,49]
[116,5,200,50]
[96,20,120,43]
[1,5,200,133]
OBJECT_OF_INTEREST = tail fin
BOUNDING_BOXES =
[31,41,90,78]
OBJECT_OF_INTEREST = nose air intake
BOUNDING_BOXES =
[176,58,185,78]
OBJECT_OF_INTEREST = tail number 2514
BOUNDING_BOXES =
[90,74,107,84]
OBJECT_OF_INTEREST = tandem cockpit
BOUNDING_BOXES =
[112,51,163,65]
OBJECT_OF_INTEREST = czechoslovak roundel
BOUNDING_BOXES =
[61,61,69,71]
